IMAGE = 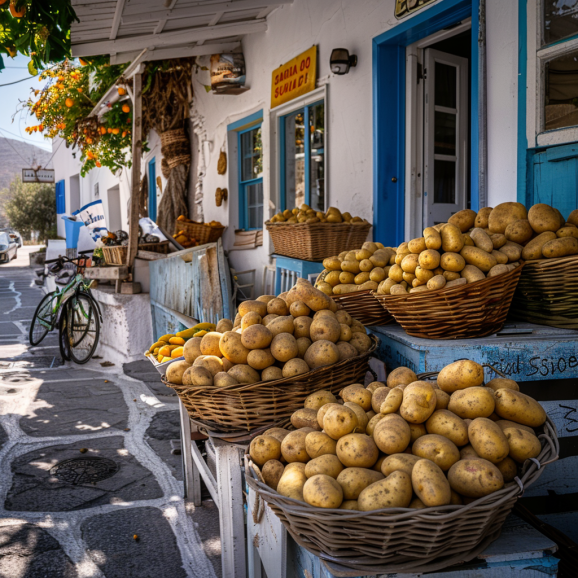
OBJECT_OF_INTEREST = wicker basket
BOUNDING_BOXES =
[331,290,394,327]
[176,221,225,245]
[162,336,377,433]
[246,415,558,575]
[265,221,372,261]
[373,264,524,339]
[509,255,578,329]
[160,128,190,170]
[102,241,170,266]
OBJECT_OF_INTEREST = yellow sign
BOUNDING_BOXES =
[271,46,317,108]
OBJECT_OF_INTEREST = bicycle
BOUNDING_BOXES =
[29,253,102,364]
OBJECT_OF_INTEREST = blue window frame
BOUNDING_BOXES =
[279,100,325,212]
[55,180,65,214]
[238,123,263,230]
[148,157,157,222]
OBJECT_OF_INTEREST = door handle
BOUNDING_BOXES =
[391,177,397,183]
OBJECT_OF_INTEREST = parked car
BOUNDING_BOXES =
[0,232,18,263]
[0,228,22,247]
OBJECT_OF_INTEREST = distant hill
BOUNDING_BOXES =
[0,137,53,191]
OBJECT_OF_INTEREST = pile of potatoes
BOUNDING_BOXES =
[269,204,368,225]
[164,279,373,387]
[249,359,548,511]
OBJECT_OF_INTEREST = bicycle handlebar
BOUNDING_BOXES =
[45,249,93,265]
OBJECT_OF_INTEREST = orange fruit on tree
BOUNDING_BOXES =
[86,137,93,144]
[107,128,113,133]
[0,0,8,5]
[112,128,120,135]
[122,131,127,138]
[117,87,126,96]
[100,126,106,135]
[79,58,88,66]
[65,98,74,108]
[39,124,44,131]
[9,2,26,17]
[96,161,102,168]
[77,88,83,93]
[122,104,130,113]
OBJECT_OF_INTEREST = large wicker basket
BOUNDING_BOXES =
[163,336,377,433]
[176,221,225,245]
[509,255,578,329]
[246,416,558,575]
[373,264,524,339]
[102,241,170,266]
[265,221,371,261]
[331,290,394,327]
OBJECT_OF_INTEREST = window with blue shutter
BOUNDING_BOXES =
[55,180,65,214]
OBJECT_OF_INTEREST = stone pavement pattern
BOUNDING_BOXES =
[0,248,221,577]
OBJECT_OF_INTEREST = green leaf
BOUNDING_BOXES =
[204,85,211,93]
[27,59,37,76]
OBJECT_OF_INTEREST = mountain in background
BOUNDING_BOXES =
[0,136,53,191]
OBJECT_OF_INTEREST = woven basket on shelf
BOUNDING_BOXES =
[509,255,578,329]
[246,415,558,575]
[162,336,377,433]
[373,264,524,339]
[176,221,225,245]
[331,290,393,326]
[265,221,371,261]
[160,128,190,170]
[102,241,170,266]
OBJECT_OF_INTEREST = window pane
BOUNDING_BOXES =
[240,127,263,182]
[284,109,305,209]
[544,49,578,131]
[246,181,263,229]
[309,102,325,212]
[435,62,456,108]
[434,111,456,156]
[433,160,456,204]
[544,1,578,46]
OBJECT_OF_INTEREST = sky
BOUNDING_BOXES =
[0,53,52,152]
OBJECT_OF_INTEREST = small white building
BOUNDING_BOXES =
[54,0,578,295]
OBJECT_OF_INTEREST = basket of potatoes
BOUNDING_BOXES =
[266,205,371,261]
[506,205,578,329]
[162,279,377,434]
[245,359,559,575]
[373,207,525,339]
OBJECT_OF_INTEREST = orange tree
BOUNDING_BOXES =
[27,59,133,175]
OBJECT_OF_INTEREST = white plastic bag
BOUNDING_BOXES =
[139,217,167,241]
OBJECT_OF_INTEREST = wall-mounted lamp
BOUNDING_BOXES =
[330,48,357,75]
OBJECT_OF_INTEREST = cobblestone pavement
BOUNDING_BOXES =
[0,248,221,578]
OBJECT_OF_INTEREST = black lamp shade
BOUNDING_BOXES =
[330,48,357,75]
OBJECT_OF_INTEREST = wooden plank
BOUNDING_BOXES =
[110,41,241,64]
[136,249,168,261]
[84,266,128,280]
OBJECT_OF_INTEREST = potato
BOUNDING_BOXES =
[306,431,337,459]
[475,207,493,229]
[349,333,372,355]
[270,333,299,363]
[569,209,578,226]
[317,403,341,428]
[425,409,469,446]
[488,202,528,234]
[238,300,267,318]
[415,266,435,283]
[336,468,384,500]
[400,254,419,274]
[491,250,509,264]
[293,280,334,312]
[469,228,494,253]
[262,314,279,326]
[438,360,484,393]
[412,459,451,507]
[434,389,451,410]
[310,317,341,343]
[341,260,361,274]
[262,366,283,381]
[388,264,404,282]
[247,348,275,371]
[241,311,263,330]
[400,381,437,424]
[303,474,344,508]
[289,302,310,319]
[407,237,425,254]
[304,390,337,411]
[505,219,534,244]
[250,435,282,466]
[182,365,212,386]
[323,257,342,271]
[460,264,486,284]
[304,455,344,479]
[557,226,578,239]
[460,246,497,272]
[293,316,313,339]
[542,236,578,258]
[267,316,294,337]
[283,357,310,377]
[194,355,224,376]
[500,241,523,262]
[257,294,277,304]
[277,463,308,502]
[341,384,372,411]
[216,318,233,333]
[449,458,505,498]
[381,453,421,477]
[448,387,495,419]
[199,332,222,357]
[412,434,460,471]
[303,340,339,369]
[370,386,391,413]
[337,324,352,342]
[262,459,284,490]
[528,203,561,233]
[418,249,441,270]
[291,408,321,431]
[354,271,371,285]
[486,378,519,392]
[323,405,359,440]
[421,226,441,250]
[425,275,445,291]
[487,264,509,278]
[227,364,260,384]
[438,253,464,273]
[504,428,542,463]
[387,367,417,388]
[340,500,359,510]
[373,415,411,454]
[335,310,352,326]
[441,224,465,252]
[490,234,507,250]
[379,387,403,414]
[213,372,239,387]
[219,332,249,364]
[408,422,426,443]
[494,389,547,427]
[495,420,534,435]
[281,430,311,463]
[468,417,510,463]
[358,471,413,511]
[448,209,477,233]
[166,360,191,385]
[182,337,203,364]
[337,341,358,361]
[240,325,272,350]
[335,433,377,469]
[264,427,291,442]
[366,413,385,436]
[460,444,480,459]
[496,456,518,483]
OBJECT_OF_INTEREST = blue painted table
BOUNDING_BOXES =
[274,254,325,294]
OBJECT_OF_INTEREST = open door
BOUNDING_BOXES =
[423,48,468,225]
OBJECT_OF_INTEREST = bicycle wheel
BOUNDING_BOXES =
[66,293,100,364]
[58,301,71,362]
[29,291,58,346]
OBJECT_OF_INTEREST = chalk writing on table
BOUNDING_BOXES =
[560,405,578,434]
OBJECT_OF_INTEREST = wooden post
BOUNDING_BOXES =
[126,71,143,281]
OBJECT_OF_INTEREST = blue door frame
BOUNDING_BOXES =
[148,158,157,222]
[373,0,480,245]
